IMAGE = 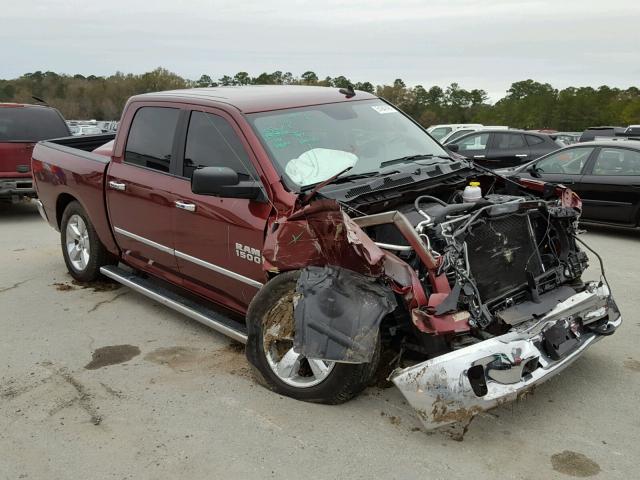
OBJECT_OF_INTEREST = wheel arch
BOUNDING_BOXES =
[55,193,78,229]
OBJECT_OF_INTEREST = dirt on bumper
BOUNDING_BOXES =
[391,283,621,430]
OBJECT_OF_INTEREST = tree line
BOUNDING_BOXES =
[1,67,638,131]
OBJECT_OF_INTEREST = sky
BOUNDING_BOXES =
[2,0,639,100]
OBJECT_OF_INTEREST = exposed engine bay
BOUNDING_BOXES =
[362,187,594,337]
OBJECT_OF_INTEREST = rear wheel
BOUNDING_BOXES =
[60,201,114,282]
[245,271,380,404]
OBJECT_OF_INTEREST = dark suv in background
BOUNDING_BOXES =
[446,129,561,169]
[0,103,70,202]
[579,126,627,143]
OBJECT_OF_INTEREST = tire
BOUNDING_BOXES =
[60,200,115,282]
[245,270,380,405]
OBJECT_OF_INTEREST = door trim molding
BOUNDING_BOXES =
[114,226,174,255]
[174,250,263,289]
[113,226,263,288]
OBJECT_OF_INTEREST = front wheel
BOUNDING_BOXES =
[245,271,380,404]
[60,200,115,282]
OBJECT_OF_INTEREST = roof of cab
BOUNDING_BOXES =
[130,85,378,114]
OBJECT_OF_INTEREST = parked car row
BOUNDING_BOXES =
[429,123,640,147]
[427,122,640,228]
[66,119,119,136]
[497,139,640,227]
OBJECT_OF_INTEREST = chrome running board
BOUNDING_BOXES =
[100,265,248,343]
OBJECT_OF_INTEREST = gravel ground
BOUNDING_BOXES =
[1,200,639,480]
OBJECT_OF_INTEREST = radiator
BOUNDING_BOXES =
[465,213,542,302]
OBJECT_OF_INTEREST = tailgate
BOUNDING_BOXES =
[0,142,33,178]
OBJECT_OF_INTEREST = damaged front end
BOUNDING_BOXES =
[262,174,621,430]
[392,282,620,429]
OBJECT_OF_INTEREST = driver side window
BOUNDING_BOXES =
[535,147,594,174]
[183,111,258,180]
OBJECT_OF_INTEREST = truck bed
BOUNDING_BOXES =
[31,134,119,255]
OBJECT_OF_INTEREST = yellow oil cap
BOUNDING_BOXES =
[469,181,481,187]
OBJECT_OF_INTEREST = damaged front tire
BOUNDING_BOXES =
[245,270,380,404]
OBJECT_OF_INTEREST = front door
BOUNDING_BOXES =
[106,105,183,282]
[171,109,270,314]
[454,132,491,165]
[529,146,595,197]
[578,146,640,225]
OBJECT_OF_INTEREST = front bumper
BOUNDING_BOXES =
[0,178,35,201]
[392,283,621,430]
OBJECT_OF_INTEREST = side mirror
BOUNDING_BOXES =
[446,143,460,153]
[526,163,541,178]
[191,166,265,201]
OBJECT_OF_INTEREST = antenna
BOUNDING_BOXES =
[32,96,48,105]
[339,85,356,98]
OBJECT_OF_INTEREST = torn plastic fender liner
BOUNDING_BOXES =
[293,266,397,363]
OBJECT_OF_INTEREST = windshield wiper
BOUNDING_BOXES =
[300,166,354,203]
[380,153,451,168]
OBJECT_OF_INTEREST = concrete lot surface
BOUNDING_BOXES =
[1,201,639,479]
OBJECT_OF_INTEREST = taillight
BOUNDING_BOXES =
[31,160,44,174]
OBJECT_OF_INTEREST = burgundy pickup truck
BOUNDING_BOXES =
[32,86,621,430]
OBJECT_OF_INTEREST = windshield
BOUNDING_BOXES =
[247,99,450,188]
[0,107,69,141]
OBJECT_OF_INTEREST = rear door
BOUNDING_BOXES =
[171,108,270,313]
[106,104,184,280]
[525,134,557,159]
[577,146,640,224]
[486,132,530,168]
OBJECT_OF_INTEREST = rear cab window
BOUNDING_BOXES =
[124,107,180,173]
[0,106,69,141]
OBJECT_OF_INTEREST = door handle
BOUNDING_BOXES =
[515,154,528,158]
[175,200,196,212]
[108,180,126,191]
[473,155,486,159]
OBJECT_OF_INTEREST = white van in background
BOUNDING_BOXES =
[426,123,483,141]
[441,125,509,144]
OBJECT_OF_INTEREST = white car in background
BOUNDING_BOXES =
[71,125,103,136]
[441,125,509,144]
[427,123,483,141]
